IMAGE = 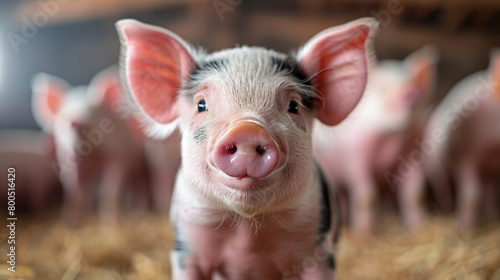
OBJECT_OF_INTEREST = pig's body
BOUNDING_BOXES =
[117,18,378,279]
[145,130,181,214]
[32,69,150,224]
[0,130,62,212]
[313,49,438,233]
[172,168,335,279]
[423,64,500,227]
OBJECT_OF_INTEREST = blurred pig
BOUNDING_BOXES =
[313,46,439,233]
[0,129,62,212]
[144,130,181,214]
[421,49,500,228]
[116,18,378,279]
[31,67,150,225]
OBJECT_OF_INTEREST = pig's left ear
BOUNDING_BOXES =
[31,73,69,132]
[116,19,196,136]
[405,45,439,97]
[297,18,379,126]
[88,66,123,108]
[489,49,500,99]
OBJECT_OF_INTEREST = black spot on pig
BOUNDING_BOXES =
[318,167,331,236]
[326,254,335,270]
[184,58,230,96]
[193,123,207,143]
[173,220,190,269]
[270,56,315,110]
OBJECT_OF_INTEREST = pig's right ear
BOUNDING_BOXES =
[31,73,68,132]
[297,18,379,126]
[116,19,196,136]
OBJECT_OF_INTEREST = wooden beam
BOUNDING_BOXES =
[12,0,210,26]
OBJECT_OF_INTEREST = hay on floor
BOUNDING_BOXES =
[0,214,499,280]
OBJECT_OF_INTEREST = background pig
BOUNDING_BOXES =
[144,130,182,214]
[421,49,500,229]
[31,67,150,225]
[0,129,62,212]
[313,46,439,234]
[117,17,378,279]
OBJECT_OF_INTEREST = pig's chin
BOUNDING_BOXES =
[204,169,294,217]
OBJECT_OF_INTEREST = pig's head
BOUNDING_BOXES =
[373,46,438,117]
[117,19,378,217]
[32,67,124,149]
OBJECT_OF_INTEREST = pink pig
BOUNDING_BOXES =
[116,18,378,279]
[0,130,62,212]
[31,67,150,225]
[313,46,439,234]
[421,49,500,228]
[144,130,182,214]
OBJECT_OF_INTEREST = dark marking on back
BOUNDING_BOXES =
[193,123,207,143]
[269,56,315,110]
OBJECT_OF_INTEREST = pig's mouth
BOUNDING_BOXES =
[219,175,258,190]
[208,161,288,192]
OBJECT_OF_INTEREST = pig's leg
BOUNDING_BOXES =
[483,178,499,223]
[427,160,454,213]
[61,171,89,226]
[171,251,211,280]
[399,164,427,230]
[345,141,377,235]
[456,161,481,229]
[30,181,47,211]
[151,160,179,214]
[300,269,334,280]
[99,161,124,225]
[148,134,181,214]
[131,175,151,214]
[171,218,212,279]
[298,254,335,280]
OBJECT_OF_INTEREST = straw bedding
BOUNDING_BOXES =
[1,213,499,280]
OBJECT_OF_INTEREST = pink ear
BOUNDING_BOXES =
[31,73,68,132]
[297,18,378,125]
[405,45,438,96]
[116,19,195,124]
[88,66,123,107]
[490,49,500,98]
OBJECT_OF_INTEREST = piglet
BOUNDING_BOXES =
[421,49,500,228]
[116,18,378,279]
[313,46,439,233]
[144,130,182,214]
[0,129,62,212]
[31,67,150,225]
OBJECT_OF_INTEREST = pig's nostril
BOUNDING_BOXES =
[226,144,237,154]
[214,122,280,180]
[256,145,266,155]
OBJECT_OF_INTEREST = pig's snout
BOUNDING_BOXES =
[214,122,279,179]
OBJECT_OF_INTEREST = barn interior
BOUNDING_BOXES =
[0,0,499,279]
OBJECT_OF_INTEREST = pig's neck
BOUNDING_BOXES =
[172,168,320,233]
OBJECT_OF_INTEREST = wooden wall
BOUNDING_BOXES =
[0,0,498,129]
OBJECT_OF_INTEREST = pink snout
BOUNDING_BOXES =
[214,122,279,179]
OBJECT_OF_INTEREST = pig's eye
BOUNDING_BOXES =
[288,100,299,114]
[197,99,208,113]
